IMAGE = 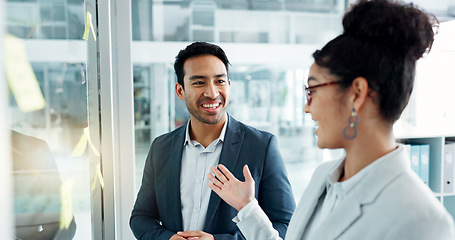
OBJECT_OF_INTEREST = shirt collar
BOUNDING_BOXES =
[184,113,229,147]
[325,145,401,196]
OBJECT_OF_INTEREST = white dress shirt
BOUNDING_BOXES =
[180,117,228,231]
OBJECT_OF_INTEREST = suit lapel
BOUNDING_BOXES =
[168,126,185,230]
[286,171,328,240]
[308,146,409,240]
[204,116,244,230]
[217,117,243,171]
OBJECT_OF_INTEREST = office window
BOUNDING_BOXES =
[131,0,342,43]
[6,0,95,239]
[7,0,84,39]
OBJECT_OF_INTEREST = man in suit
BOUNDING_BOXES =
[130,42,295,240]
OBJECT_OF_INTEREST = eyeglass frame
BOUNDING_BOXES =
[304,81,341,105]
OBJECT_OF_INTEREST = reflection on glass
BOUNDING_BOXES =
[9,62,91,239]
[12,130,76,240]
[6,0,92,239]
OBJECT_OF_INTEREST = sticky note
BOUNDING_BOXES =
[72,127,100,157]
[72,133,88,157]
[3,34,46,112]
[84,127,100,156]
[92,163,105,190]
[96,163,105,189]
[82,11,96,41]
[60,178,74,230]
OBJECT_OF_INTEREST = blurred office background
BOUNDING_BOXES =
[1,0,455,239]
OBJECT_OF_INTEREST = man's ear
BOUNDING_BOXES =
[175,83,185,100]
[351,77,369,111]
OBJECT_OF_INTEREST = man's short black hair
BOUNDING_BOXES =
[174,42,230,89]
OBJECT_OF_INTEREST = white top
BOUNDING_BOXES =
[180,117,228,231]
[233,144,455,240]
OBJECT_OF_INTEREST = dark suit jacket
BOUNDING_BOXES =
[130,115,295,240]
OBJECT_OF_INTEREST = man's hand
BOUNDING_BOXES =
[208,164,255,211]
[170,234,187,240]
[177,231,215,240]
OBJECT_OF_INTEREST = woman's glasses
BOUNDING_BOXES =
[304,81,341,105]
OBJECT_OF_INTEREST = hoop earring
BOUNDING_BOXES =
[343,108,359,140]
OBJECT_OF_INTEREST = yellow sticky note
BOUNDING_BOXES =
[92,163,105,190]
[84,127,100,156]
[82,11,96,41]
[60,178,74,230]
[72,127,99,157]
[72,133,88,157]
[97,163,105,189]
[3,34,46,112]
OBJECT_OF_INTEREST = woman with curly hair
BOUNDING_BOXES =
[207,0,455,239]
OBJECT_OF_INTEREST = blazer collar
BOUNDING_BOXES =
[349,145,409,204]
[169,126,186,230]
[204,115,245,230]
[286,161,338,240]
[312,145,409,239]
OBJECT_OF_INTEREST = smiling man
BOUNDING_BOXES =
[130,42,295,240]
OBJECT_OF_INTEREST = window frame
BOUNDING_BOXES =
[86,0,136,239]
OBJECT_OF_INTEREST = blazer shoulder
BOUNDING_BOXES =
[383,171,448,215]
[365,170,454,234]
[151,125,185,148]
[382,174,455,238]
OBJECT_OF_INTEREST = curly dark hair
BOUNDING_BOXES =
[174,42,230,89]
[313,0,438,123]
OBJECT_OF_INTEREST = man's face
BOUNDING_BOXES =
[176,54,230,125]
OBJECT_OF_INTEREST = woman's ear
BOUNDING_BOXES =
[175,83,185,100]
[351,77,369,111]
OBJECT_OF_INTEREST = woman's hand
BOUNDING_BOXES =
[207,164,255,211]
